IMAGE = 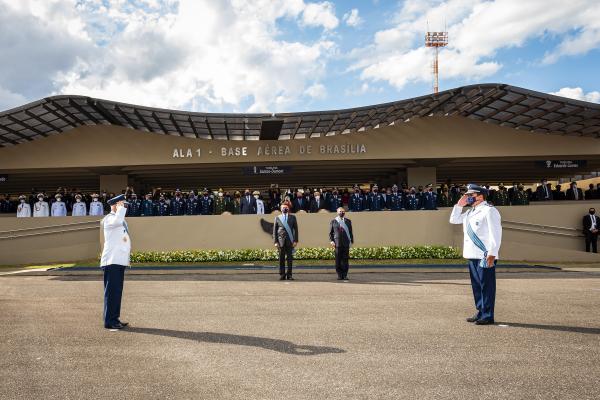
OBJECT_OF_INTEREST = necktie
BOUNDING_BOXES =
[123,221,129,234]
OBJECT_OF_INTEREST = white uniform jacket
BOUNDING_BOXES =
[51,201,67,217]
[449,201,502,259]
[72,202,87,216]
[33,201,49,217]
[256,199,265,215]
[89,201,104,216]
[17,203,31,217]
[100,206,131,267]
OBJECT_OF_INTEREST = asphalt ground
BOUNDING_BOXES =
[1,270,599,400]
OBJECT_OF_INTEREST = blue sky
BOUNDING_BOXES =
[0,0,599,113]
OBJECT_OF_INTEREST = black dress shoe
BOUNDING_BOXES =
[279,276,286,280]
[118,321,129,327]
[104,323,124,330]
[475,319,495,325]
[287,276,295,280]
[466,314,480,323]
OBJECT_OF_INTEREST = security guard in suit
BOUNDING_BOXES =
[185,191,199,215]
[72,194,87,216]
[423,184,438,210]
[404,187,420,210]
[199,189,214,215]
[273,202,299,280]
[450,184,502,325]
[155,195,170,216]
[349,185,365,212]
[329,207,354,280]
[89,194,104,216]
[389,184,403,211]
[367,185,384,211]
[141,193,155,216]
[170,189,186,216]
[100,194,131,330]
[126,193,142,217]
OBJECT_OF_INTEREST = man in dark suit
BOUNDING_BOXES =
[292,190,308,213]
[566,182,584,200]
[583,207,598,253]
[273,202,299,280]
[585,184,597,200]
[330,207,354,280]
[553,184,566,200]
[535,179,553,201]
[309,190,325,213]
[240,188,257,214]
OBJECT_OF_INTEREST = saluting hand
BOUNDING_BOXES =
[457,195,468,207]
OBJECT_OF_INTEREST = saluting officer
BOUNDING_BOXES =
[423,184,438,210]
[449,184,502,325]
[404,187,420,210]
[141,193,155,216]
[17,195,31,217]
[185,191,199,215]
[349,185,365,212]
[89,194,104,216]
[72,194,87,216]
[51,193,67,217]
[273,201,299,280]
[199,189,214,215]
[329,207,354,280]
[100,194,131,330]
[367,185,384,211]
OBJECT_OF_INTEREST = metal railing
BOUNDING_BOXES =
[502,219,582,238]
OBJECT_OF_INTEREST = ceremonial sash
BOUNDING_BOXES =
[335,216,352,245]
[466,210,490,268]
[277,215,294,242]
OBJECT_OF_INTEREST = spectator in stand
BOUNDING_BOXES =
[292,189,308,213]
[240,188,257,214]
[511,184,529,206]
[405,187,420,210]
[585,183,597,200]
[327,188,343,212]
[437,185,452,208]
[16,195,31,217]
[254,191,265,214]
[492,183,510,206]
[309,190,325,213]
[553,184,566,200]
[566,182,584,200]
[535,179,553,201]
[349,185,365,212]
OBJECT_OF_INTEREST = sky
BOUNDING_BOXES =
[0,0,599,113]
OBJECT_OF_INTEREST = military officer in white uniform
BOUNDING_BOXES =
[16,195,31,217]
[449,183,502,325]
[51,194,67,217]
[33,193,49,217]
[72,194,87,216]
[89,193,104,216]
[254,191,265,214]
[100,194,131,330]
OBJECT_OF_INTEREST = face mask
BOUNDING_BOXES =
[590,211,596,215]
[38,198,44,201]
[218,192,223,197]
[338,212,345,217]
[245,192,250,196]
[76,199,81,202]
[254,195,259,199]
[20,199,25,203]
[315,195,320,199]
[466,196,477,205]
[282,208,289,214]
[56,198,62,202]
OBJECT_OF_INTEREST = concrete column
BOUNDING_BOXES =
[407,167,437,189]
[99,175,128,194]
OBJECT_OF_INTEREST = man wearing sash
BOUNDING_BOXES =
[330,207,354,280]
[273,201,299,280]
[449,183,502,325]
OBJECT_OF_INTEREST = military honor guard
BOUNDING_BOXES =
[141,193,155,216]
[583,207,598,253]
[100,194,131,330]
[329,207,354,280]
[17,195,31,217]
[327,188,343,212]
[449,183,502,325]
[349,185,365,212]
[89,194,105,216]
[273,202,299,280]
[51,193,67,217]
[367,185,384,211]
[72,194,87,216]
[423,184,438,210]
[254,191,265,214]
[126,193,142,217]
[170,189,186,216]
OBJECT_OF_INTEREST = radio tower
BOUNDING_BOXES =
[425,29,448,94]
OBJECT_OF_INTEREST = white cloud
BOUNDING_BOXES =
[343,8,362,27]
[550,87,600,103]
[0,0,338,113]
[304,82,327,99]
[351,0,600,91]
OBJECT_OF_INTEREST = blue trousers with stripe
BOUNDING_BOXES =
[467,259,496,321]
[103,264,126,327]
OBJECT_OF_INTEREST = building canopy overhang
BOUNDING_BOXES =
[1,83,600,147]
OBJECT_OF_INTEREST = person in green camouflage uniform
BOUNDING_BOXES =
[511,184,529,205]
[492,183,510,206]
[232,191,242,214]
[213,189,228,215]
[437,185,452,207]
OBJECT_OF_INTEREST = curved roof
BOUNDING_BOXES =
[1,83,600,146]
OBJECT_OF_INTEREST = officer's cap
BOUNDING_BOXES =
[392,184,398,189]
[253,190,260,195]
[465,183,488,195]
[426,183,433,188]
[75,194,82,199]
[55,193,62,199]
[19,195,26,200]
[91,193,99,198]
[107,194,126,205]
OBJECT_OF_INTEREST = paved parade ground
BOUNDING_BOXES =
[1,270,599,400]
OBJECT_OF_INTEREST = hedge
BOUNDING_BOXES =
[129,245,461,263]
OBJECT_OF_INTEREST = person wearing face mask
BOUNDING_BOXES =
[17,195,31,217]
[309,190,325,213]
[199,189,214,215]
[72,194,87,216]
[389,184,403,211]
[170,189,186,216]
[89,194,104,216]
[240,188,257,214]
[349,185,365,212]
[51,194,67,217]
[253,191,265,214]
[33,193,49,217]
[450,183,502,325]
[367,184,384,211]
[327,189,343,212]
[273,202,299,280]
[405,187,420,210]
[511,184,529,206]
[583,208,598,253]
[292,189,308,213]
[566,182,584,201]
[126,193,141,217]
[214,189,227,215]
[156,194,170,216]
[329,207,354,280]
[423,184,438,210]
[535,179,553,201]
